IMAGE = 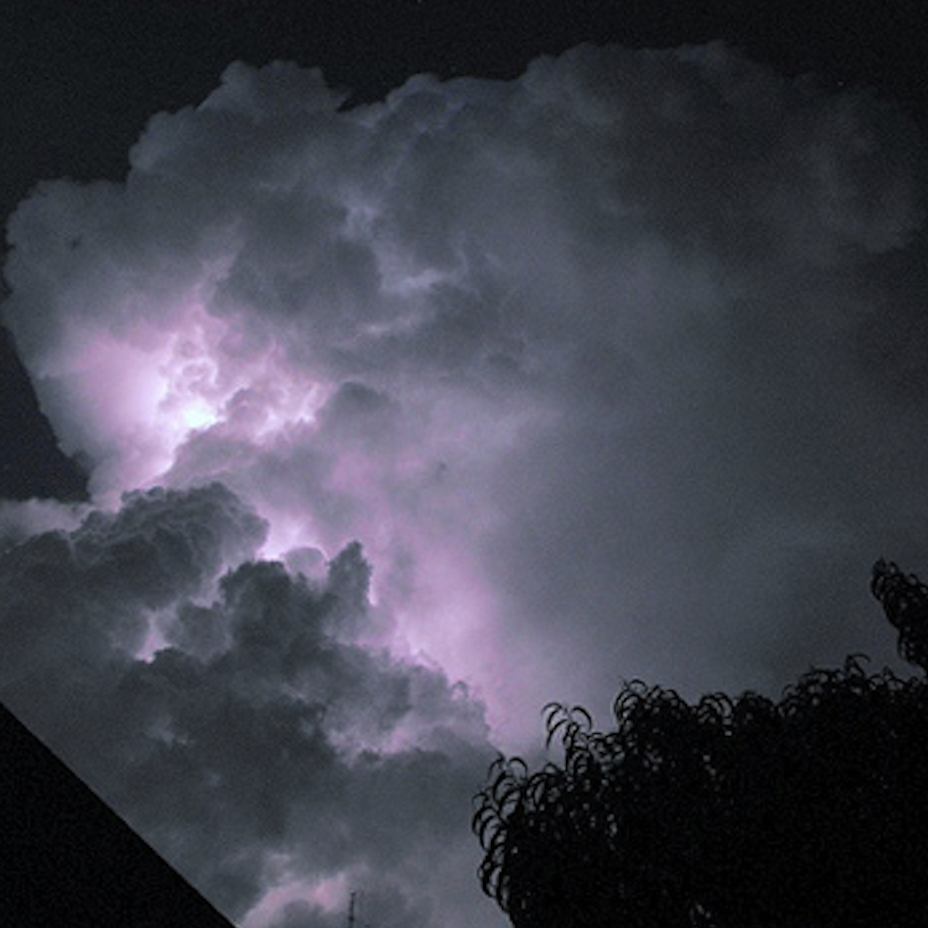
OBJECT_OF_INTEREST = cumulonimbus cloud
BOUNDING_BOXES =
[1,41,927,927]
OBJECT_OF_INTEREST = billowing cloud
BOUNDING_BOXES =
[0,483,493,926]
[1,40,927,926]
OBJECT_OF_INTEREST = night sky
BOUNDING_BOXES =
[2,3,928,927]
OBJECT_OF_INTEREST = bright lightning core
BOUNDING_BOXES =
[52,300,329,502]
[155,318,224,443]
[179,398,218,431]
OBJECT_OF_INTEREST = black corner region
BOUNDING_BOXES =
[0,325,89,502]
[0,700,235,928]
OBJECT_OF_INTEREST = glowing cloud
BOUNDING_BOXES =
[2,43,927,928]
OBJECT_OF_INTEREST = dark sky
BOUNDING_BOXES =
[1,4,928,927]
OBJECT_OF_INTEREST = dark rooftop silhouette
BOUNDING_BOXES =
[0,699,236,927]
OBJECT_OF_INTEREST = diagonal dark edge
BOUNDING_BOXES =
[0,699,237,927]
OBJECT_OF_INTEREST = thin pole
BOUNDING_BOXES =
[348,891,356,928]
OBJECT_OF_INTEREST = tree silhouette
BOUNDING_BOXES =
[474,561,928,928]
[872,558,928,673]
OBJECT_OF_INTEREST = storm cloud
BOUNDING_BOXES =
[2,41,927,926]
[0,483,492,926]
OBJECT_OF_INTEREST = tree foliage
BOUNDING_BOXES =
[872,558,928,673]
[474,561,928,928]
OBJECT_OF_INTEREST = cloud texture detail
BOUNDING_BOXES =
[2,41,928,927]
[0,484,492,926]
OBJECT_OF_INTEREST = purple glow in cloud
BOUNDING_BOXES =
[2,43,927,927]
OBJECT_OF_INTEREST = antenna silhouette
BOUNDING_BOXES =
[347,890,375,928]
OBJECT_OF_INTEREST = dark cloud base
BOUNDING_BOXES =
[0,483,495,926]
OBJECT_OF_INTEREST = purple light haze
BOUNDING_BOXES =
[1,43,927,928]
